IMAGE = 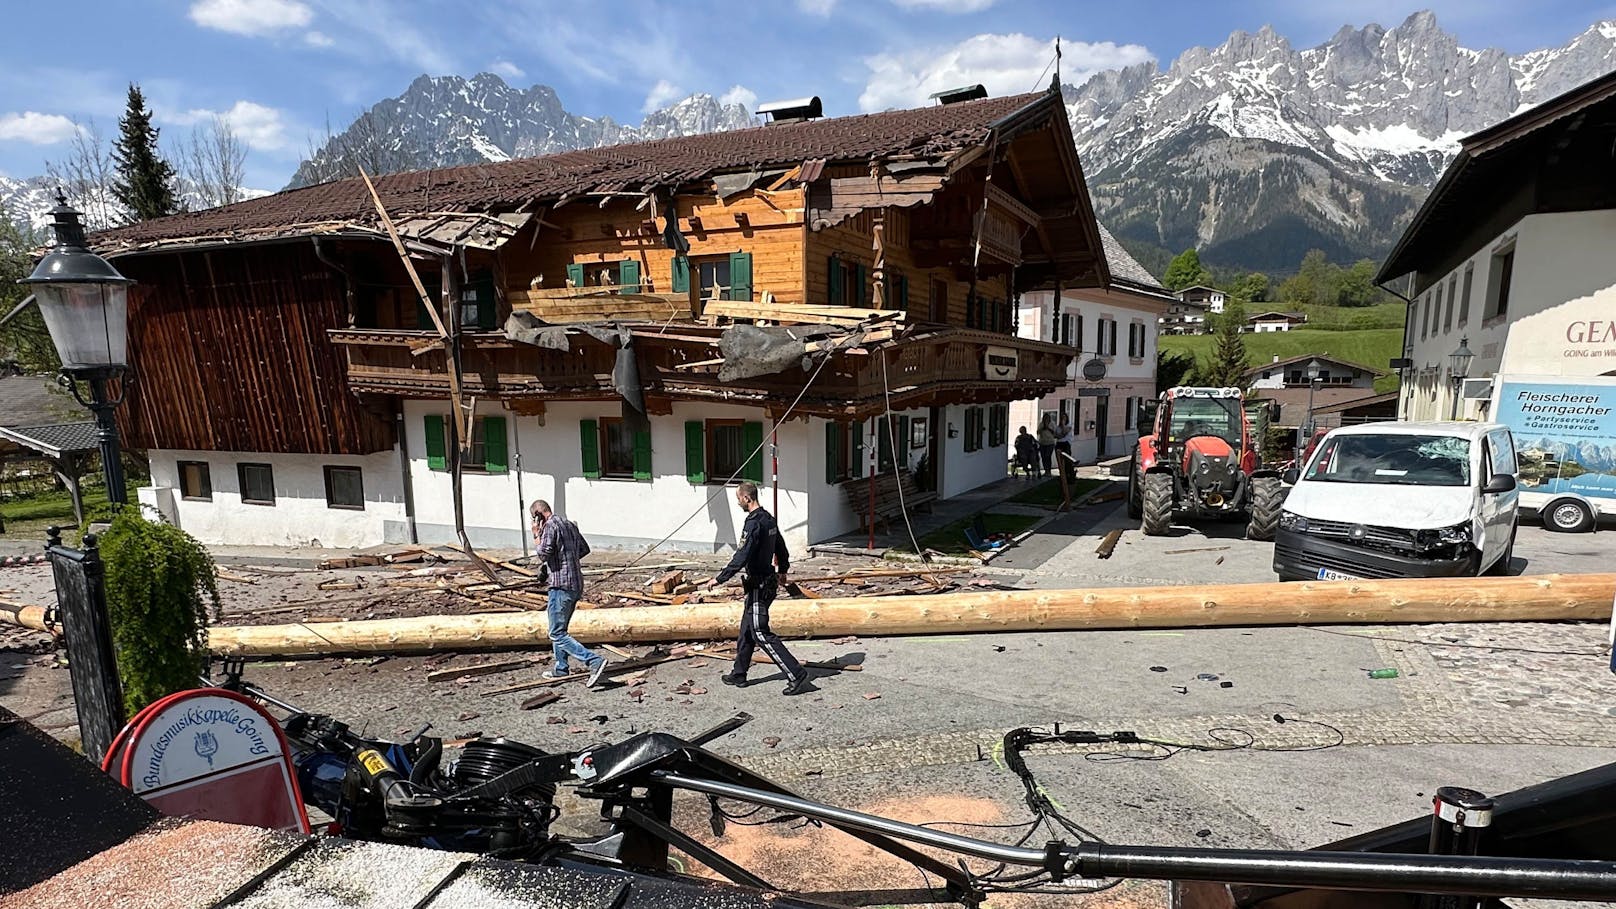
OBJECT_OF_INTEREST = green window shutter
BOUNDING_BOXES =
[620,259,640,291]
[877,416,893,473]
[742,421,765,483]
[824,422,841,484]
[580,419,601,479]
[898,417,910,467]
[424,415,446,470]
[728,252,752,302]
[684,421,706,483]
[671,255,690,293]
[851,421,864,475]
[566,263,584,287]
[481,416,508,472]
[632,430,652,481]
[896,273,908,310]
[827,256,843,305]
[854,263,867,306]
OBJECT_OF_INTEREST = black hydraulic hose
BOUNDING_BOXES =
[1074,843,1616,901]
[654,772,1616,901]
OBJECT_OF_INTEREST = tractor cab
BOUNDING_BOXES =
[1128,387,1283,539]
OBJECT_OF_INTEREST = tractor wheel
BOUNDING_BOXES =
[1246,476,1284,541]
[1140,473,1174,536]
[1126,455,1142,519]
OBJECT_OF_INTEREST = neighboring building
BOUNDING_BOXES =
[1160,297,1209,335]
[1178,285,1226,314]
[1244,355,1387,429]
[1246,311,1307,332]
[0,374,99,527]
[1014,225,1172,463]
[1378,68,1616,421]
[92,89,1105,552]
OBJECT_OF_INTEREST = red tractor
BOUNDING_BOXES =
[1127,386,1284,540]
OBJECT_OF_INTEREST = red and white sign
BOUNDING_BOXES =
[103,688,310,833]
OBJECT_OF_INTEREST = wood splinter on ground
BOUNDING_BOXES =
[1096,529,1124,559]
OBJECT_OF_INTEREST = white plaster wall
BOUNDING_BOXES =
[402,399,814,554]
[939,403,1008,498]
[144,448,406,547]
[1403,209,1616,420]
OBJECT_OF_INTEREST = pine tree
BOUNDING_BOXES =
[1198,301,1251,389]
[111,84,180,221]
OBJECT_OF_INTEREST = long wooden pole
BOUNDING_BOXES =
[0,600,51,633]
[201,574,1616,658]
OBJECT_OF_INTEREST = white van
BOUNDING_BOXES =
[1273,422,1519,581]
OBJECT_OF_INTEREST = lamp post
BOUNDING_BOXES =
[21,193,134,505]
[1300,358,1323,445]
[1448,337,1475,421]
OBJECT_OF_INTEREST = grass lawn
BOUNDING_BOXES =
[1161,328,1405,393]
[1006,477,1107,509]
[0,484,110,538]
[916,512,1041,556]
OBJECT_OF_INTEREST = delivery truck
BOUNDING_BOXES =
[1490,375,1616,532]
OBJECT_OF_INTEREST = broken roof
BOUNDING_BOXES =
[96,92,1050,251]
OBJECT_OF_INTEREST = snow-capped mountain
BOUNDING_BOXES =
[289,73,758,188]
[1066,11,1616,270]
[0,173,269,234]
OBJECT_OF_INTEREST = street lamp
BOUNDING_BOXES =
[1300,358,1323,445]
[1448,337,1475,420]
[21,193,134,504]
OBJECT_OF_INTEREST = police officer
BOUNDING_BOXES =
[705,481,810,696]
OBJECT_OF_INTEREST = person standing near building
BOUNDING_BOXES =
[705,482,810,695]
[1054,415,1075,481]
[531,500,609,687]
[1037,414,1057,477]
[1013,426,1039,477]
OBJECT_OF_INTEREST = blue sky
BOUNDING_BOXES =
[1,0,1613,191]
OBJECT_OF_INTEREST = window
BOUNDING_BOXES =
[929,278,947,322]
[1058,313,1073,346]
[1128,322,1145,358]
[1458,264,1474,326]
[988,405,1007,447]
[683,419,763,484]
[1108,319,1118,357]
[324,466,365,510]
[1304,434,1471,487]
[1488,431,1515,477]
[963,407,985,453]
[1443,274,1457,332]
[826,256,866,307]
[1124,397,1135,431]
[238,463,275,506]
[458,271,497,330]
[1485,247,1514,320]
[599,417,636,478]
[423,415,507,473]
[824,421,862,483]
[178,461,212,501]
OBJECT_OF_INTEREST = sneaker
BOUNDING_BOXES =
[586,658,610,688]
[782,675,812,696]
[540,669,568,680]
[720,672,748,688]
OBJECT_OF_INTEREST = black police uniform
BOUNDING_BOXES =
[716,505,806,685]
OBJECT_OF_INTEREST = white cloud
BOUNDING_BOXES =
[642,79,685,113]
[313,0,455,73]
[891,0,998,11]
[719,84,758,110]
[798,0,837,15]
[189,0,313,36]
[170,100,291,151]
[0,111,81,145]
[303,30,334,47]
[489,59,526,80]
[858,33,1153,111]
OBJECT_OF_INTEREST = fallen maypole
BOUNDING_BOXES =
[201,573,1616,658]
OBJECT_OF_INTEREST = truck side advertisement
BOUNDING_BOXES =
[1492,379,1616,504]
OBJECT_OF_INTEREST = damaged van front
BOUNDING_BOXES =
[1273,423,1519,581]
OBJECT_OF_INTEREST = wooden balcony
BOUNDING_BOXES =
[329,327,1073,416]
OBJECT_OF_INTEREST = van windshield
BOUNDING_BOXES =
[1303,434,1472,487]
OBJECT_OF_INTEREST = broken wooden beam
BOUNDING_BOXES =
[1096,529,1123,559]
[202,574,1616,657]
[0,600,51,633]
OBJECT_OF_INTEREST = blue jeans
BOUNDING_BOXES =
[547,588,600,674]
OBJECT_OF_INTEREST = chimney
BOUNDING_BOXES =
[756,96,823,125]
[931,84,988,105]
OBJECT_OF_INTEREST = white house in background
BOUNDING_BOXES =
[1177,284,1226,314]
[1379,68,1616,421]
[1159,297,1209,335]
[1013,225,1173,463]
[1246,311,1307,333]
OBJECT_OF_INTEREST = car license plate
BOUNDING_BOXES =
[1317,567,1360,581]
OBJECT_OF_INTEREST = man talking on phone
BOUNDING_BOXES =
[706,482,810,695]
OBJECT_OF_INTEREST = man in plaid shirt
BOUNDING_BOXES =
[532,500,608,686]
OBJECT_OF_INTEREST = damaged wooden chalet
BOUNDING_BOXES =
[92,87,1112,551]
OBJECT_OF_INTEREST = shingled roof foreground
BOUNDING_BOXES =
[98,92,1049,248]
